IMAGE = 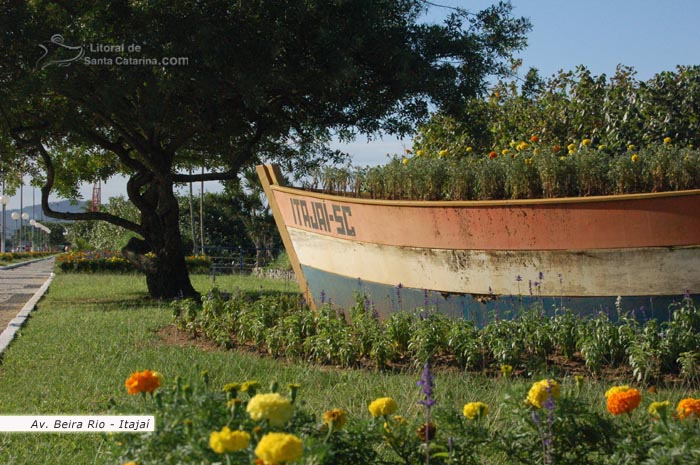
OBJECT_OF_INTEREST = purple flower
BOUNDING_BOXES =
[417,361,436,408]
[539,271,544,281]
[320,290,326,304]
[516,275,522,282]
[396,283,403,310]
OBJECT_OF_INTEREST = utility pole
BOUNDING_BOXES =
[189,168,196,255]
[199,166,205,255]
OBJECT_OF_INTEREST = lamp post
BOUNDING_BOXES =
[21,213,28,251]
[29,219,36,252]
[0,193,8,253]
[11,212,19,251]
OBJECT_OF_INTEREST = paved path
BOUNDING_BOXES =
[0,258,55,333]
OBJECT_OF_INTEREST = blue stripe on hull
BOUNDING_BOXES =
[301,265,695,325]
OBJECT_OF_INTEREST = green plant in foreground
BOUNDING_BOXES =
[107,368,700,465]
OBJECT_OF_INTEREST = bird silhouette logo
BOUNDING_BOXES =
[36,34,84,70]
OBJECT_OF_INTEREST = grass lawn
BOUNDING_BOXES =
[0,273,694,464]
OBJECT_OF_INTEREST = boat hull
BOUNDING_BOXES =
[257,165,700,322]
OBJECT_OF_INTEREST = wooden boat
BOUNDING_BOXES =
[257,164,700,324]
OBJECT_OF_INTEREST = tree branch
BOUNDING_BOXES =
[80,128,148,173]
[36,142,145,235]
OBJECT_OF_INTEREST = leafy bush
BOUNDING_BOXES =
[307,140,700,201]
[107,369,700,465]
[55,251,211,273]
[172,288,700,383]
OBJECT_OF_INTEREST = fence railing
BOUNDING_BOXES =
[206,247,289,276]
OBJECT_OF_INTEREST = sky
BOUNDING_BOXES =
[4,0,700,211]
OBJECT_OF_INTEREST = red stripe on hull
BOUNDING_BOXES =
[272,188,700,250]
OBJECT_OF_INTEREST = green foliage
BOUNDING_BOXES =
[106,370,700,465]
[414,64,700,155]
[173,289,700,384]
[64,196,141,251]
[311,142,700,201]
[56,251,211,274]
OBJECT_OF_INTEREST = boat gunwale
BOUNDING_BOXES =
[270,184,700,207]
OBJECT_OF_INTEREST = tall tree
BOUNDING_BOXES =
[0,0,530,298]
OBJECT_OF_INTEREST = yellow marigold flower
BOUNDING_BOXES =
[223,382,240,393]
[439,149,448,157]
[255,432,303,464]
[677,398,700,419]
[463,402,488,420]
[568,149,575,155]
[124,462,137,465]
[559,156,566,161]
[416,149,424,157]
[607,387,641,415]
[526,379,560,409]
[509,140,517,148]
[466,146,473,152]
[500,364,513,377]
[605,385,630,398]
[533,148,539,155]
[663,136,672,145]
[567,143,576,152]
[648,400,671,418]
[631,154,640,162]
[209,426,250,454]
[125,370,161,395]
[582,138,592,146]
[598,144,606,150]
[247,393,294,427]
[516,141,529,151]
[368,397,398,417]
[240,381,261,393]
[322,408,348,431]
[627,144,635,151]
[501,149,510,156]
[524,157,534,165]
[402,158,408,165]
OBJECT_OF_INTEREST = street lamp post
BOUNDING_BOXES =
[0,193,8,253]
[11,212,19,251]
[21,213,29,251]
[29,219,36,252]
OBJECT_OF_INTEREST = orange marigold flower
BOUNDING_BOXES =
[677,398,700,419]
[488,151,498,159]
[606,387,641,415]
[552,145,561,153]
[125,369,162,395]
[530,135,539,143]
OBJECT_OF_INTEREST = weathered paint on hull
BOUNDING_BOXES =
[256,164,700,320]
[301,264,692,323]
[287,228,700,298]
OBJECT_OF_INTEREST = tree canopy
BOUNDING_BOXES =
[0,0,530,298]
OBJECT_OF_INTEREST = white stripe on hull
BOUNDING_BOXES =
[288,227,699,297]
